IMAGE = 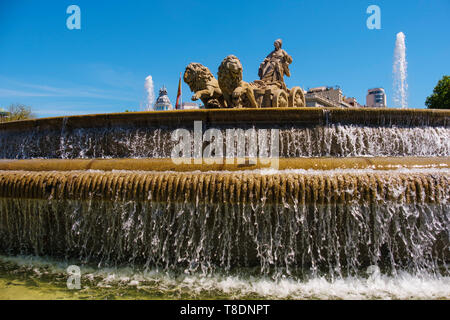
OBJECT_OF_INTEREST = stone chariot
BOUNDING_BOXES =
[183,39,306,109]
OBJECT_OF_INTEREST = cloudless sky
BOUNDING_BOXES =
[0,0,449,117]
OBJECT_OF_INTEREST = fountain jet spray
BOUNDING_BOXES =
[393,32,408,108]
[145,75,155,111]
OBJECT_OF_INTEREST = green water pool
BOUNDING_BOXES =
[0,256,449,300]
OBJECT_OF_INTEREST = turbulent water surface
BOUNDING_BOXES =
[0,110,449,300]
[1,125,449,159]
[0,255,449,300]
[0,168,448,298]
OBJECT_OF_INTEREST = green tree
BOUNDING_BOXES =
[2,103,35,122]
[425,75,450,109]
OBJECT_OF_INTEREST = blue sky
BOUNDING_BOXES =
[0,0,449,117]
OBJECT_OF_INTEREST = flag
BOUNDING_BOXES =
[175,72,182,110]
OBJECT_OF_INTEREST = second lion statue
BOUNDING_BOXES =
[183,39,305,109]
[217,55,258,108]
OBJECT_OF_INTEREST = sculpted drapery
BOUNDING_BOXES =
[258,39,293,86]
[184,39,305,108]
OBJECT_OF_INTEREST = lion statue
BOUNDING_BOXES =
[183,63,225,108]
[217,55,258,108]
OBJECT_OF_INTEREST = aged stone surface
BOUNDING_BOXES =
[183,63,225,108]
[254,39,304,108]
[258,39,292,87]
[1,170,448,269]
[218,55,258,108]
[0,157,448,172]
[184,39,305,108]
[0,169,448,204]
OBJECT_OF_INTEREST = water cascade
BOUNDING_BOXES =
[0,108,448,159]
[0,108,449,298]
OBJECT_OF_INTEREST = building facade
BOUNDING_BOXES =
[366,88,387,108]
[153,86,173,111]
[180,102,199,110]
[344,97,364,108]
[305,86,356,108]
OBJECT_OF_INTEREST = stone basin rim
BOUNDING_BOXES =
[1,107,449,132]
[0,157,448,172]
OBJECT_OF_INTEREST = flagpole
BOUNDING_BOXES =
[180,72,182,109]
[176,72,182,110]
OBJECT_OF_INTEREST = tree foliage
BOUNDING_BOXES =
[1,103,35,122]
[425,75,450,109]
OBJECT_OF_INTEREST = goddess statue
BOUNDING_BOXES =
[258,39,293,88]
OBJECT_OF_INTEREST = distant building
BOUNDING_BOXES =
[180,102,199,110]
[153,86,173,111]
[305,86,356,108]
[366,88,387,108]
[0,108,9,122]
[344,97,364,108]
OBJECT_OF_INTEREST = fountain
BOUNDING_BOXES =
[0,40,449,299]
[393,32,408,109]
[144,75,155,111]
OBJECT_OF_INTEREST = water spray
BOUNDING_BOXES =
[145,75,155,111]
[393,32,408,108]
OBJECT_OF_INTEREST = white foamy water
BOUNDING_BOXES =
[1,255,449,300]
[176,167,450,176]
[393,32,408,108]
[145,75,155,111]
[1,125,449,159]
[1,168,448,277]
[103,167,450,177]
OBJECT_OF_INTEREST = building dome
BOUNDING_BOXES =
[153,86,173,111]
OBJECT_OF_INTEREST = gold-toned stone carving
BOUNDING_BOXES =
[217,55,258,108]
[258,39,292,86]
[184,39,306,108]
[183,63,225,108]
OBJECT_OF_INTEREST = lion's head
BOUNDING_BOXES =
[217,55,243,96]
[183,63,215,93]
